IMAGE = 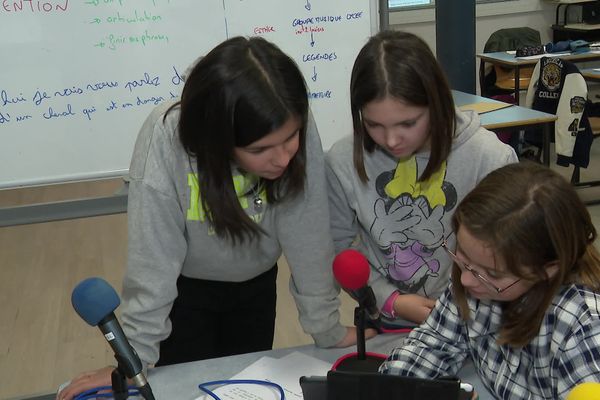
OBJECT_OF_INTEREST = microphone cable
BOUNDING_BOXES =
[68,377,285,399]
[198,379,285,400]
[72,385,140,400]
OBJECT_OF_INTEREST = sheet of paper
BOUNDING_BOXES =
[195,352,332,400]
[458,102,513,114]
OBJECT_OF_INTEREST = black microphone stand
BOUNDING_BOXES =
[111,365,129,400]
[112,358,156,400]
[354,305,368,361]
[334,287,385,372]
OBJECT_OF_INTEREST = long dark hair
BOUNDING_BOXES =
[166,36,308,243]
[350,30,455,183]
[452,162,600,346]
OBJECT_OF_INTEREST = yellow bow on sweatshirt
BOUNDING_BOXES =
[384,156,447,208]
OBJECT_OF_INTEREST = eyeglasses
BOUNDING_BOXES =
[441,241,520,294]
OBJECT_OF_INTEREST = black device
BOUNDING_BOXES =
[300,371,474,400]
[299,375,328,400]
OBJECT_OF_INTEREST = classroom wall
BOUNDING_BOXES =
[389,0,556,94]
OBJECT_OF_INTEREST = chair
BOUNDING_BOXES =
[573,113,600,206]
[480,27,541,98]
[524,56,600,203]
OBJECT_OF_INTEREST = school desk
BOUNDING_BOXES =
[477,50,600,104]
[453,90,557,166]
[14,334,494,400]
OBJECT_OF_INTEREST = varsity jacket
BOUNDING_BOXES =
[525,56,594,168]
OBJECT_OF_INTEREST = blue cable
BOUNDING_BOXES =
[71,379,285,400]
[73,385,140,400]
[198,379,285,400]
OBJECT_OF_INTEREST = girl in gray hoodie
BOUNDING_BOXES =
[59,36,359,400]
[326,31,518,328]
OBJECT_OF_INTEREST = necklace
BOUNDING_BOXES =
[250,182,263,212]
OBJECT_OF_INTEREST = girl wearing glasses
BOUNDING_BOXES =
[326,30,517,326]
[380,162,600,399]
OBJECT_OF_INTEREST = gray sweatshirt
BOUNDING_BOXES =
[326,109,518,317]
[121,102,346,366]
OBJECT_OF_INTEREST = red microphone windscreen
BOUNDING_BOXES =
[332,249,370,290]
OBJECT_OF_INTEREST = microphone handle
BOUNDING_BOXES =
[350,286,379,321]
[361,286,380,320]
[99,313,143,378]
[99,315,156,399]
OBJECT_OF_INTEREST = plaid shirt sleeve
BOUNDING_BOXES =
[553,287,600,398]
[379,286,470,379]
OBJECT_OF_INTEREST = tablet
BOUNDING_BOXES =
[299,375,327,400]
[300,371,473,400]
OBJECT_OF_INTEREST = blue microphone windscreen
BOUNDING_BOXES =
[71,277,120,326]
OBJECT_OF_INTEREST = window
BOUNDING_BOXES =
[389,0,512,9]
[389,0,429,7]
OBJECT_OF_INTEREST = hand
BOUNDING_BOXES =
[370,198,421,248]
[402,204,444,248]
[56,366,114,400]
[334,326,378,348]
[393,294,436,324]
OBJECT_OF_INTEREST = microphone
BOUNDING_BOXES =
[332,249,386,372]
[567,382,600,400]
[72,277,155,400]
[332,249,379,320]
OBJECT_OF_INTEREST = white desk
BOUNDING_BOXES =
[14,335,495,400]
[581,67,600,81]
[453,90,557,166]
[477,50,600,104]
[147,334,494,399]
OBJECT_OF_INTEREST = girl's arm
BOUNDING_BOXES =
[121,105,188,367]
[58,104,185,400]
[325,154,359,253]
[277,111,347,348]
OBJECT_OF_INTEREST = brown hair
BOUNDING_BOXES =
[166,36,308,243]
[451,162,600,347]
[350,30,455,183]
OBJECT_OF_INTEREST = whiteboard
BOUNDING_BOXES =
[0,0,378,189]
